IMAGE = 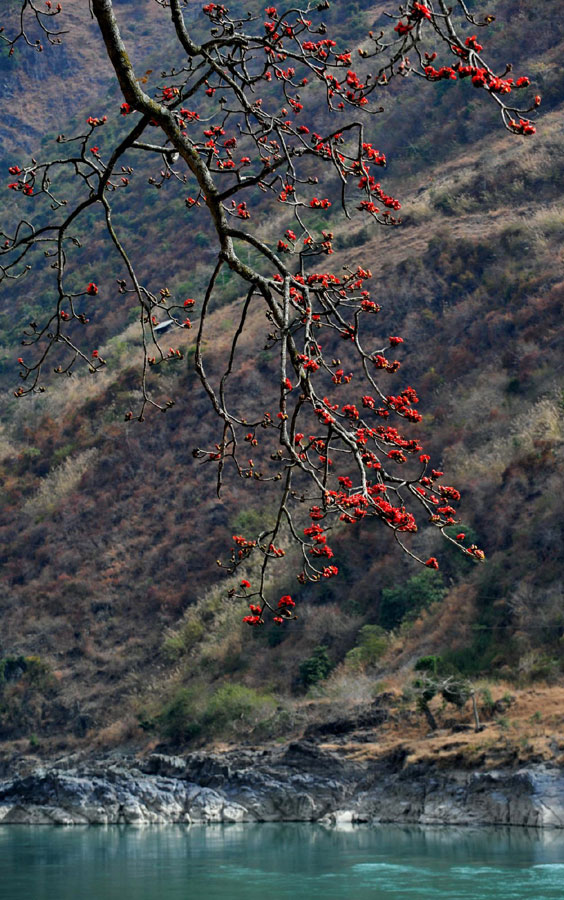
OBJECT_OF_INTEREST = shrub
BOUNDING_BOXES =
[299,645,332,688]
[345,625,388,670]
[23,656,54,691]
[0,656,28,686]
[156,685,206,743]
[231,506,270,537]
[162,618,205,660]
[204,684,276,736]
[0,655,53,692]
[380,571,447,631]
[480,686,495,712]
[414,654,442,676]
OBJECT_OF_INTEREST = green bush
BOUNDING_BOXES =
[346,625,388,670]
[379,571,447,631]
[480,687,494,712]
[299,645,332,688]
[156,685,205,743]
[155,681,282,744]
[414,655,442,676]
[0,655,53,692]
[23,656,54,690]
[163,618,205,660]
[204,684,276,735]
[231,507,269,536]
[0,656,28,686]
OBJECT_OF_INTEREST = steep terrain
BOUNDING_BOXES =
[0,0,563,756]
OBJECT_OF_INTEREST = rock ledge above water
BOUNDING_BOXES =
[1,744,563,827]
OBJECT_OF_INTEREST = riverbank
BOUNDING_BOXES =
[1,740,563,827]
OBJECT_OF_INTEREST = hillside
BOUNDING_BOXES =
[0,0,563,757]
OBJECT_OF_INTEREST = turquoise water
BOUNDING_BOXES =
[1,823,563,899]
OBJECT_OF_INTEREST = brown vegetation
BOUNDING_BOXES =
[0,0,563,752]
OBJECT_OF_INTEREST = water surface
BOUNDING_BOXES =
[1,823,563,899]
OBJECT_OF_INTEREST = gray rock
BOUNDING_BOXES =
[0,747,563,827]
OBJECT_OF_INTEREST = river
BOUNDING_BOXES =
[1,823,563,899]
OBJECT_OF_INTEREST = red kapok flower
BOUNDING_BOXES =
[425,557,439,569]
[86,282,98,295]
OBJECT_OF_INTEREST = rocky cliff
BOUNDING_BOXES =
[1,745,563,828]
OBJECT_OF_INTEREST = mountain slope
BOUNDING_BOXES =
[0,0,563,750]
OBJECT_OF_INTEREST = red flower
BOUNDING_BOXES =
[310,197,331,209]
[394,21,413,36]
[86,282,98,295]
[465,35,483,53]
[468,546,486,561]
[240,579,251,588]
[411,2,432,20]
[425,557,439,569]
[438,485,461,502]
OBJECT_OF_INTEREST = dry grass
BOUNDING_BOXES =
[448,393,564,485]
[88,716,144,750]
[23,448,99,517]
[320,683,564,769]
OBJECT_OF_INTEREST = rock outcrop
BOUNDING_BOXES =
[1,743,563,827]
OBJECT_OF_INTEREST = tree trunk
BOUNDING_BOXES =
[422,701,438,731]
[471,692,482,731]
